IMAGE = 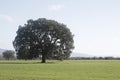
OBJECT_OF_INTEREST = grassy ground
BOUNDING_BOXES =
[0,60,120,80]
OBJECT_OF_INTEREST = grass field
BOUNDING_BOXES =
[0,60,120,80]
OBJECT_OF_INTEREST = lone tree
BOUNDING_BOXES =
[13,18,74,63]
[2,50,15,60]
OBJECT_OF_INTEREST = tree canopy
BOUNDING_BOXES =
[13,18,74,63]
[2,50,15,60]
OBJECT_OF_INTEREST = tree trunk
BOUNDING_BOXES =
[41,54,46,63]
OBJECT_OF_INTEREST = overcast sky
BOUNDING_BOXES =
[0,0,120,57]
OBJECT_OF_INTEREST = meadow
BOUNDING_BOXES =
[0,60,120,80]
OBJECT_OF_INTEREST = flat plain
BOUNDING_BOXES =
[0,60,120,80]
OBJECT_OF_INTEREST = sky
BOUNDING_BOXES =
[0,0,120,57]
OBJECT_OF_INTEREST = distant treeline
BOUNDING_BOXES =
[69,57,120,60]
[0,54,16,60]
[1,54,120,60]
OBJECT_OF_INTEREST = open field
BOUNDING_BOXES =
[0,60,120,80]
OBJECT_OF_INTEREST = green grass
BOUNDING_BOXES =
[0,60,120,80]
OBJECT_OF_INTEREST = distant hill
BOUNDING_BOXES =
[71,52,94,57]
[0,48,6,55]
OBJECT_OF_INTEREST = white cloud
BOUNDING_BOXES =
[48,4,65,11]
[112,37,120,41]
[0,14,15,23]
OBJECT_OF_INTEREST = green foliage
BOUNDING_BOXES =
[13,18,74,63]
[0,60,120,80]
[2,50,15,60]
